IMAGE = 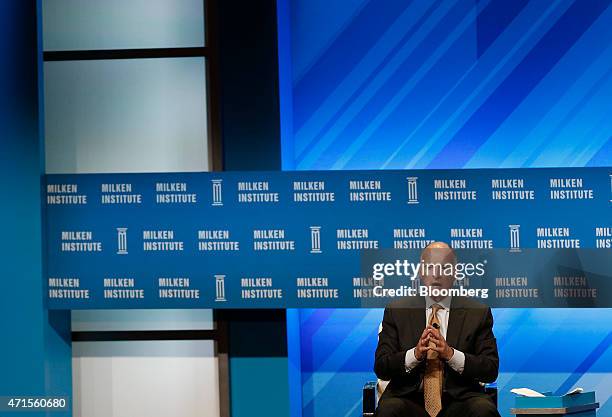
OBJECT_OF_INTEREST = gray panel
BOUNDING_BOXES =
[72,340,216,357]
[72,309,214,331]
[43,0,205,51]
[44,57,208,173]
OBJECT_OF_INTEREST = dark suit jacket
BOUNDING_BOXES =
[374,296,498,401]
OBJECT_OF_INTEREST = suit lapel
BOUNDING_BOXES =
[407,297,426,346]
[446,297,466,349]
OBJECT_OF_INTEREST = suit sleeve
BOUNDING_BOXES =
[461,307,499,383]
[374,307,409,381]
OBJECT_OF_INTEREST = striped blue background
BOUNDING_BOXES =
[277,1,612,416]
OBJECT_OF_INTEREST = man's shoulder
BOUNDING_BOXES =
[384,296,491,312]
[452,296,490,311]
[386,296,425,310]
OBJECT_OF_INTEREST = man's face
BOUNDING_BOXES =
[420,247,456,291]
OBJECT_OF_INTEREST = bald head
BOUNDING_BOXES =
[419,242,456,300]
[420,241,457,264]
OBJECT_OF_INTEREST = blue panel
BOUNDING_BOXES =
[230,358,290,417]
[281,0,612,171]
[277,1,612,416]
[0,0,71,413]
[42,0,205,50]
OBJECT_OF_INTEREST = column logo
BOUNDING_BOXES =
[406,177,419,204]
[215,274,226,302]
[310,226,322,254]
[212,179,223,206]
[116,227,128,255]
[509,225,521,252]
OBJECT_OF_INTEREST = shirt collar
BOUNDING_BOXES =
[425,296,452,310]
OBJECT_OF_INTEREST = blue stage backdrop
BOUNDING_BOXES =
[275,1,612,417]
[44,168,611,310]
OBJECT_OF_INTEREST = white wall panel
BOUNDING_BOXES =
[44,57,208,174]
[72,341,219,417]
[43,0,205,51]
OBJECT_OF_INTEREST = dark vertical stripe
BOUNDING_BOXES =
[205,0,223,171]
[219,0,281,170]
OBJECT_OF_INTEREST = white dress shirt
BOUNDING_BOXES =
[404,296,466,375]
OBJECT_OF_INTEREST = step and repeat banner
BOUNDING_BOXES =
[44,167,612,309]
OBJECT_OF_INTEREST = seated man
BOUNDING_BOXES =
[374,242,500,417]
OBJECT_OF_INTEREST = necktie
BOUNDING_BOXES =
[424,304,443,417]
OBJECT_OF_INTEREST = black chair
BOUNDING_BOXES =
[362,381,498,417]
